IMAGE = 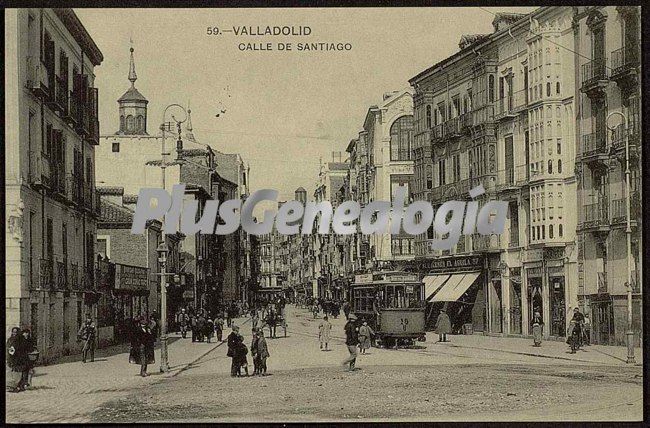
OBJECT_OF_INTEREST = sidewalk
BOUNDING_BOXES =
[427,331,644,366]
[5,316,249,423]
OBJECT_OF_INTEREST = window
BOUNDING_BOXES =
[557,159,562,173]
[452,154,461,182]
[541,225,545,240]
[137,115,145,132]
[120,115,125,132]
[556,82,561,95]
[112,142,120,153]
[549,224,554,239]
[546,82,551,97]
[390,115,413,161]
[557,140,561,154]
[426,105,432,128]
[438,160,446,186]
[426,165,433,189]
[559,224,563,237]
[488,75,495,103]
[126,115,134,132]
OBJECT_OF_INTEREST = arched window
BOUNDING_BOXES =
[548,160,553,174]
[559,224,563,237]
[546,82,551,97]
[549,225,554,239]
[136,115,144,132]
[126,115,134,133]
[120,115,125,132]
[556,82,561,95]
[488,75,495,103]
[426,105,432,129]
[390,115,414,161]
[557,159,562,173]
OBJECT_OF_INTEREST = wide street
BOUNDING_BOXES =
[6,306,643,423]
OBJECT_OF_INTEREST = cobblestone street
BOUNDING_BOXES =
[6,308,642,423]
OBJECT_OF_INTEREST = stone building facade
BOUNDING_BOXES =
[6,8,103,361]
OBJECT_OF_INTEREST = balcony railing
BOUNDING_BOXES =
[39,258,54,289]
[610,46,639,77]
[581,59,608,88]
[471,104,495,127]
[472,234,501,252]
[597,271,607,294]
[26,56,50,99]
[579,130,607,158]
[611,196,641,224]
[496,89,527,119]
[71,262,80,290]
[65,89,80,125]
[70,175,84,205]
[442,117,461,138]
[432,123,444,141]
[610,124,626,151]
[495,165,527,192]
[57,260,68,289]
[459,112,472,132]
[583,201,608,228]
[54,75,68,114]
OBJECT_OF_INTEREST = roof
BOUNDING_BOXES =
[97,186,124,196]
[123,194,138,204]
[295,187,306,192]
[99,199,133,224]
[53,9,103,66]
[118,86,148,103]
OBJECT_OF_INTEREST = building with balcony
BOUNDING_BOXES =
[409,8,579,339]
[574,6,641,346]
[6,8,103,361]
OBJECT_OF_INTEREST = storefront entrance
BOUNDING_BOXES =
[592,298,614,345]
[527,277,543,328]
[509,273,522,335]
[489,279,503,333]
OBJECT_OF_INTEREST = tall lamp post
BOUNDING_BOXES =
[606,111,635,364]
[158,104,187,373]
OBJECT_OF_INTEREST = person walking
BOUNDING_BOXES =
[532,311,544,347]
[215,315,225,342]
[6,327,27,392]
[191,314,198,342]
[435,309,452,343]
[206,315,215,343]
[177,308,190,338]
[318,315,332,351]
[583,314,592,346]
[130,317,155,377]
[77,316,97,363]
[342,300,351,320]
[358,320,374,354]
[196,313,206,342]
[251,310,259,332]
[266,310,277,339]
[255,328,270,376]
[567,307,584,353]
[21,328,37,388]
[342,314,359,371]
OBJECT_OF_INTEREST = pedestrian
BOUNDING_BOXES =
[567,307,584,353]
[215,315,225,342]
[196,312,206,342]
[21,328,38,388]
[177,308,189,338]
[312,303,319,319]
[130,317,155,377]
[266,310,277,339]
[358,320,374,354]
[341,314,359,371]
[226,305,233,328]
[191,314,198,342]
[206,315,215,343]
[77,315,97,363]
[255,328,270,375]
[532,311,544,347]
[318,315,332,351]
[251,310,259,331]
[227,325,243,377]
[583,314,591,346]
[342,300,351,320]
[6,327,27,392]
[436,309,452,342]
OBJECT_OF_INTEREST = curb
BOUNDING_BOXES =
[165,316,251,379]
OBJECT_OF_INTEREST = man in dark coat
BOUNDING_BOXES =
[196,313,206,342]
[227,325,243,377]
[341,314,359,371]
[436,309,452,342]
[130,317,155,377]
[342,301,351,320]
[177,308,189,338]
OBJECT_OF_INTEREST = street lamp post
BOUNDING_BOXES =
[158,104,188,373]
[607,111,635,364]
[157,242,170,373]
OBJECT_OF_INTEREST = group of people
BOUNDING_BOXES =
[226,325,270,377]
[305,297,342,320]
[530,307,592,352]
[6,327,37,393]
[175,308,225,343]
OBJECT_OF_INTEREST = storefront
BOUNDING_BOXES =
[419,255,486,333]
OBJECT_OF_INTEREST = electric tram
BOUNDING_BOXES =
[350,271,426,348]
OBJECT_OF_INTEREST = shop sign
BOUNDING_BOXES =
[423,255,484,273]
[524,249,543,263]
[355,273,373,284]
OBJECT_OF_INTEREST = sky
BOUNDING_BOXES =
[76,7,535,202]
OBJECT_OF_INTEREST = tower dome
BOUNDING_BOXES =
[117,46,148,135]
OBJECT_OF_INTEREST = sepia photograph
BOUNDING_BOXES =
[4,3,645,423]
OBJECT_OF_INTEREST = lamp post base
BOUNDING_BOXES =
[160,335,170,372]
[626,330,636,364]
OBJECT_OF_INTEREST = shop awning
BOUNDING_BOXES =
[430,272,480,302]
[423,274,450,301]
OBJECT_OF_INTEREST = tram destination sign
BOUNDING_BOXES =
[423,255,485,274]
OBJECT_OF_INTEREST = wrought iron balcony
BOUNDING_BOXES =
[56,260,68,289]
[442,117,461,139]
[39,258,54,289]
[64,89,80,126]
[495,89,527,120]
[459,112,472,133]
[53,75,68,114]
[610,46,639,83]
[71,262,80,290]
[579,130,608,160]
[611,196,640,225]
[582,201,609,231]
[431,123,444,142]
[581,59,608,97]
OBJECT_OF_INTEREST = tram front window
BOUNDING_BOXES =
[383,284,423,308]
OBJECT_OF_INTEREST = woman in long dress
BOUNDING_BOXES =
[531,311,543,347]
[318,316,332,351]
[358,320,373,354]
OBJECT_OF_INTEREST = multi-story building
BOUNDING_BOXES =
[573,6,642,346]
[410,8,580,338]
[6,8,103,361]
